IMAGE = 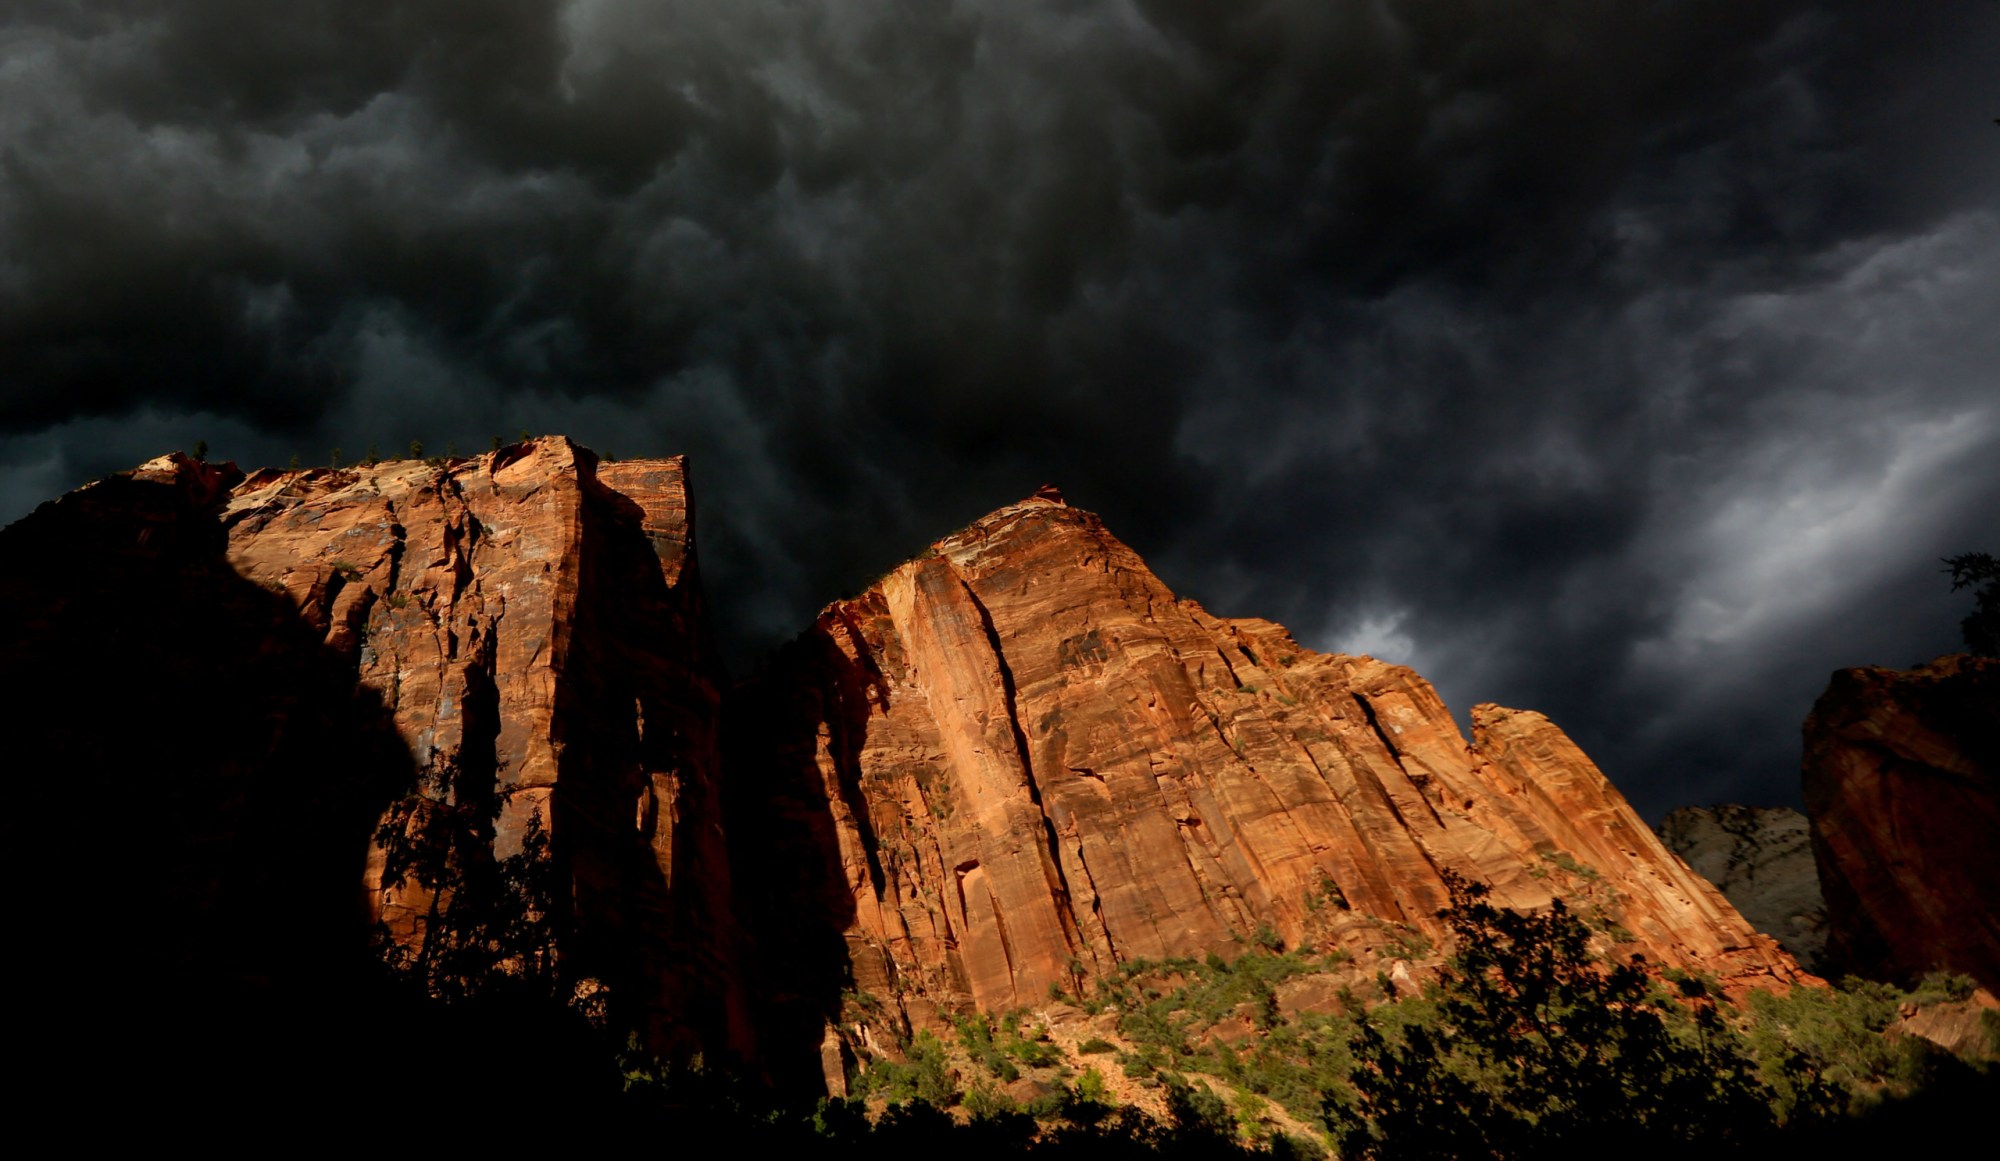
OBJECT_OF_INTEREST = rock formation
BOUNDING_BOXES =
[220,439,749,1060]
[5,440,751,1064]
[1658,805,1828,970]
[8,447,1823,1097]
[1803,654,1999,991]
[730,488,1806,1080]
[8,451,415,1032]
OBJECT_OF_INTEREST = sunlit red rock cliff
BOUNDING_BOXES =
[730,486,1805,1082]
[6,440,1812,1090]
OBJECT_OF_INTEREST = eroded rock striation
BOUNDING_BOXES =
[1658,805,1828,970]
[1803,654,1999,991]
[731,489,1805,1079]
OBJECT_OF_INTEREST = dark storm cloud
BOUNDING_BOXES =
[4,1,1996,815]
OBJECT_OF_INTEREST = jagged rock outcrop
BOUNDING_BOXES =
[1658,805,1828,969]
[731,489,1806,1081]
[1803,655,1999,991]
[6,440,750,1064]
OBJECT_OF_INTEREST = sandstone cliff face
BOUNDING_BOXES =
[7,441,749,1062]
[1658,805,1828,970]
[221,439,749,1059]
[7,452,415,1021]
[1803,655,1999,991]
[732,490,1804,1075]
[11,448,1826,1092]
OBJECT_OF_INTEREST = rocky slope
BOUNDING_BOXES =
[1658,805,1828,970]
[6,440,751,1063]
[1803,654,1999,991]
[730,488,1806,1084]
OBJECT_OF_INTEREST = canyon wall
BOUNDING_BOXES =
[1803,654,1999,991]
[730,488,1804,1079]
[220,439,749,1059]
[6,441,750,1064]
[9,447,1827,1094]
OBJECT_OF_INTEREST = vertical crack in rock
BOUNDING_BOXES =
[1350,691,1449,835]
[825,606,891,901]
[951,566,1087,962]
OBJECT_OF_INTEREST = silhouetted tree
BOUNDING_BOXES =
[1330,873,1783,1160]
[1943,551,1998,656]
[371,757,567,1006]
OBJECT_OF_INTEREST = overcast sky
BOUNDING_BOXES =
[4,1,1995,817]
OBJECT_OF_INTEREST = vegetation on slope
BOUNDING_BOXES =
[360,800,1995,1155]
[815,875,1994,1157]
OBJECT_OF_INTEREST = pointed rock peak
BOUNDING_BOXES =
[932,483,1098,559]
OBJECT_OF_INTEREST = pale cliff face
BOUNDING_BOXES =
[1658,805,1828,971]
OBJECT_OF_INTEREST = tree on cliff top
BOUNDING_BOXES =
[1943,551,1998,656]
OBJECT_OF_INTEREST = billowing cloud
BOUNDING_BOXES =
[4,1,1995,814]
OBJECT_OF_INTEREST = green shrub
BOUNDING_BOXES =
[1076,1066,1113,1105]
[1745,977,1931,1117]
[961,1080,1015,1119]
[1331,873,1780,1159]
[1009,1034,1063,1069]
[1116,1049,1160,1080]
[853,1030,957,1108]
[954,1013,1019,1081]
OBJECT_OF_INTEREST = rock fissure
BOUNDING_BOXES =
[951,562,1088,964]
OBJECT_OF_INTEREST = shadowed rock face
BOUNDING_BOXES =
[6,452,415,1015]
[7,440,751,1067]
[217,439,751,1061]
[1658,805,1828,970]
[731,490,1805,1077]
[1804,655,2000,991]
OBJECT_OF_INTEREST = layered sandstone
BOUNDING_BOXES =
[731,489,1805,1077]
[1803,655,1999,991]
[7,441,749,1063]
[1658,805,1828,969]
